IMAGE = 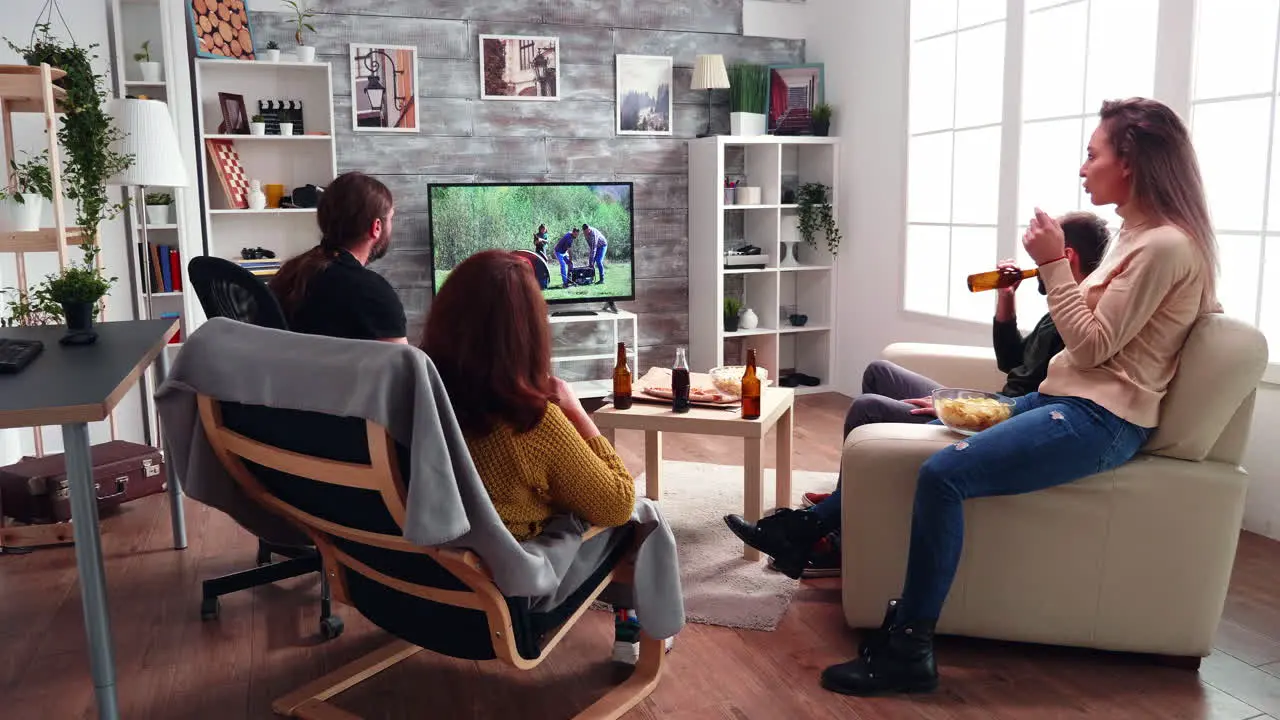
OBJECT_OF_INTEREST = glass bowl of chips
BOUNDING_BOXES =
[931,388,1016,436]
[709,365,771,398]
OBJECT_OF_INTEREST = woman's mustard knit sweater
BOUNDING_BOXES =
[465,403,636,541]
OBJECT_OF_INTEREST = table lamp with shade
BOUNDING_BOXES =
[691,54,731,138]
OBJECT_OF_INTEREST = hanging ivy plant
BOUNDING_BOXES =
[797,183,842,256]
[6,23,133,250]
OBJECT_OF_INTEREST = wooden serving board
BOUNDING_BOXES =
[633,367,740,408]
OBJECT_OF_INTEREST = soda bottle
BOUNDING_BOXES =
[741,348,761,420]
[672,347,691,414]
[612,342,633,410]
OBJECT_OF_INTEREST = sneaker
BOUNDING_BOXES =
[768,532,841,578]
[802,492,831,508]
[611,637,675,665]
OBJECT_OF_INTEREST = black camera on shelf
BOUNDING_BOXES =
[241,247,276,260]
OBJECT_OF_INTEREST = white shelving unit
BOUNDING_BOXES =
[190,56,337,335]
[550,310,640,398]
[688,136,840,395]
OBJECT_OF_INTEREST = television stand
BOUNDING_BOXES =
[551,310,598,317]
[601,301,619,314]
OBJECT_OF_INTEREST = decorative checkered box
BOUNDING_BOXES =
[205,139,249,209]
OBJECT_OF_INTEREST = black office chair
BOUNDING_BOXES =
[185,256,342,639]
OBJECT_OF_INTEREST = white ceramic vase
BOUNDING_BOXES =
[5,194,42,232]
[279,122,294,136]
[248,180,267,211]
[296,45,316,63]
[145,204,171,225]
[739,307,759,330]
[138,61,161,83]
[250,122,266,136]
[730,112,766,137]
[779,240,800,267]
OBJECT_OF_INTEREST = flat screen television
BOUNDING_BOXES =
[428,182,635,307]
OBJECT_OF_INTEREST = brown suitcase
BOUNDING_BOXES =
[0,440,166,524]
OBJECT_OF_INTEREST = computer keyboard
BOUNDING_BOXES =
[0,338,43,373]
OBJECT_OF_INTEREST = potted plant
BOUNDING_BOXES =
[279,120,294,136]
[797,182,842,256]
[1,286,62,327]
[144,192,172,225]
[250,114,266,136]
[0,151,53,232]
[43,245,115,344]
[811,103,833,137]
[133,39,160,82]
[264,40,281,63]
[283,0,318,63]
[724,296,742,333]
[727,63,767,136]
[8,24,134,249]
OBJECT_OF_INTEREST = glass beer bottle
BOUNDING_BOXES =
[967,267,1038,292]
[612,342,633,410]
[672,347,691,414]
[741,348,761,420]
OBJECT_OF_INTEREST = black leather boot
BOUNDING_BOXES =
[857,598,899,658]
[820,618,938,696]
[723,509,828,579]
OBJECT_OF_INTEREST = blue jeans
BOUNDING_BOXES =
[895,392,1151,621]
[556,251,572,286]
[592,242,607,282]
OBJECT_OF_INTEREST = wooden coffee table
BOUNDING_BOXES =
[592,387,795,561]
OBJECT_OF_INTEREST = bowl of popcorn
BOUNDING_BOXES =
[931,388,1015,436]
[709,365,771,398]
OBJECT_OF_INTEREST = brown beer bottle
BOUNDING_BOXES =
[741,349,761,420]
[612,342,633,410]
[672,347,691,414]
[967,267,1038,292]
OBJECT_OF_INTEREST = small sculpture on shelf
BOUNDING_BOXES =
[247,180,267,210]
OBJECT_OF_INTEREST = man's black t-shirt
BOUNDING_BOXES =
[289,249,407,340]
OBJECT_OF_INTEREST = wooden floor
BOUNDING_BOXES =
[3,392,1280,719]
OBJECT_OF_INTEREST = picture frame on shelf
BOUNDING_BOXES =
[616,55,673,136]
[479,34,560,101]
[188,0,257,60]
[217,92,249,134]
[350,44,420,132]
[765,63,825,135]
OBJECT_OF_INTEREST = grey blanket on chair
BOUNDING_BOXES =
[154,318,684,639]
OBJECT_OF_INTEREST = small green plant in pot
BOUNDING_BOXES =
[264,40,281,62]
[283,0,318,62]
[727,63,767,136]
[134,39,161,82]
[798,183,842,255]
[811,103,833,137]
[250,113,266,135]
[43,244,116,345]
[0,151,53,232]
[724,296,743,332]
[145,191,173,225]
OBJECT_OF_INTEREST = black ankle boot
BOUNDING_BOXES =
[820,619,938,696]
[857,598,899,657]
[723,509,827,579]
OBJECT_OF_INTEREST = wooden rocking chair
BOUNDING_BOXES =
[196,394,664,720]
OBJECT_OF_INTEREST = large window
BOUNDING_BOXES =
[1189,0,1280,347]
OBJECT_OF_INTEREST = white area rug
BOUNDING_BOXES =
[632,460,838,632]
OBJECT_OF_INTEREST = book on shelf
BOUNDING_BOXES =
[160,312,182,343]
[140,244,183,293]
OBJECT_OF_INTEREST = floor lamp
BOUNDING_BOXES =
[107,98,189,445]
[692,54,731,138]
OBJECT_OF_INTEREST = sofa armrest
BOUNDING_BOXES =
[882,342,1006,393]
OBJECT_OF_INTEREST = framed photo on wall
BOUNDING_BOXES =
[350,44,420,132]
[765,63,825,134]
[616,55,673,136]
[479,34,560,101]
[188,0,257,60]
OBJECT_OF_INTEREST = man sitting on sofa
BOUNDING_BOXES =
[725,211,1111,579]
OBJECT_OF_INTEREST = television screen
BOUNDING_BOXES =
[428,182,635,306]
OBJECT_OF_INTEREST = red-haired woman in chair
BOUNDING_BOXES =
[421,249,657,663]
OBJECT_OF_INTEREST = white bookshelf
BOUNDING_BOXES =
[688,136,840,395]
[549,310,640,399]
[190,55,337,336]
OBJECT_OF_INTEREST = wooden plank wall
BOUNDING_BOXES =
[249,2,804,378]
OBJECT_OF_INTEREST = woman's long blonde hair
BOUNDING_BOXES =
[1099,98,1219,305]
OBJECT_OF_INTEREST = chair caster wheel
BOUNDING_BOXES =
[201,596,220,621]
[320,615,344,640]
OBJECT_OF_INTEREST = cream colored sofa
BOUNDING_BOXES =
[840,314,1269,660]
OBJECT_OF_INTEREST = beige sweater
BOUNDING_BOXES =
[1038,216,1218,428]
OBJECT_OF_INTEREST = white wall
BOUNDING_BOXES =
[743,0,810,40]
[802,0,1280,541]
[1,0,145,460]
